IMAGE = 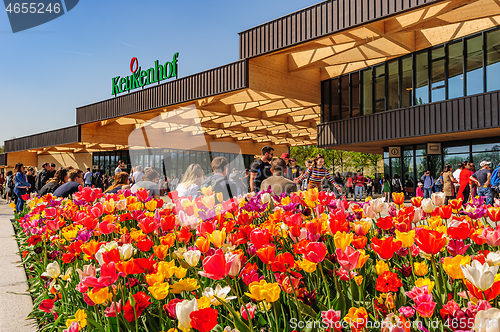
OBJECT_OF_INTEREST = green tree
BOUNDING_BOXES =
[0,146,3,154]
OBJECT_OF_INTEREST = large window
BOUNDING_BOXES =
[321,26,500,122]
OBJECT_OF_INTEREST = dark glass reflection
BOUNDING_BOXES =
[431,46,446,102]
[401,56,413,108]
[387,60,399,110]
[362,69,373,115]
[415,51,429,105]
[486,29,500,92]
[466,35,483,95]
[351,72,360,117]
[448,41,464,99]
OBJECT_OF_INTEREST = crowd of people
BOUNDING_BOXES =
[3,147,499,214]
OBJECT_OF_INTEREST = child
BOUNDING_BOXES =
[416,182,424,197]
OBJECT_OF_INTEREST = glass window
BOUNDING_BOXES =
[428,155,442,178]
[330,78,340,121]
[340,75,350,119]
[473,151,500,167]
[486,29,500,92]
[431,46,446,102]
[415,156,427,179]
[473,142,500,152]
[444,153,470,168]
[387,60,399,110]
[322,80,330,122]
[443,145,469,154]
[351,72,360,117]
[391,158,401,180]
[415,51,429,105]
[362,69,372,115]
[416,145,427,156]
[466,35,484,95]
[374,64,386,113]
[401,56,413,108]
[448,41,464,99]
[384,159,389,177]
[402,149,415,195]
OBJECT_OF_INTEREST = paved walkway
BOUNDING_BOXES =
[0,200,37,332]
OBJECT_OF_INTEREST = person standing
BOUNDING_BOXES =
[420,170,434,199]
[442,164,457,205]
[301,159,312,190]
[392,174,403,194]
[353,170,366,201]
[35,163,51,191]
[13,163,31,213]
[471,160,493,205]
[250,146,274,192]
[383,174,391,202]
[26,167,36,194]
[345,175,353,198]
[0,173,5,198]
[288,158,302,181]
[416,182,424,197]
[84,168,93,187]
[176,164,205,198]
[133,166,144,184]
[296,154,336,191]
[5,171,15,204]
[453,163,462,197]
[457,161,471,202]
[434,172,444,193]
[469,163,477,199]
[131,168,161,198]
[334,172,344,194]
[115,160,125,175]
[261,158,297,195]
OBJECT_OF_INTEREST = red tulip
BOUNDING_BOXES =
[415,229,447,255]
[270,252,295,272]
[138,217,159,234]
[351,235,367,249]
[447,222,472,240]
[376,216,394,230]
[134,255,157,274]
[123,292,151,322]
[190,307,219,332]
[199,249,231,280]
[304,242,327,263]
[336,247,360,272]
[371,237,402,260]
[449,199,463,211]
[438,205,452,220]
[411,197,422,207]
[102,248,120,264]
[39,298,55,313]
[135,189,149,202]
[136,238,154,252]
[250,228,271,249]
[329,210,349,234]
[487,207,500,222]
[160,215,176,232]
[306,219,322,235]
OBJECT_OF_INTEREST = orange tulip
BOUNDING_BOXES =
[438,205,452,220]
[392,192,405,205]
[257,246,276,265]
[195,237,210,253]
[154,245,170,260]
[81,240,101,258]
[449,199,463,211]
[487,207,500,222]
[351,235,368,249]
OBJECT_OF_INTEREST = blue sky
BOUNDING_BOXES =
[0,0,315,146]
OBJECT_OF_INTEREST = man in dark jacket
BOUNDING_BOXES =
[199,157,237,202]
[36,163,51,191]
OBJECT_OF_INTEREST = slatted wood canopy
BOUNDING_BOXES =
[4,0,500,158]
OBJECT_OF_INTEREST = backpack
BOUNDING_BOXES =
[435,176,443,186]
[491,167,500,187]
[7,176,14,189]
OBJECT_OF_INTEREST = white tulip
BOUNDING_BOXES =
[176,298,198,332]
[179,210,198,230]
[413,207,423,224]
[363,204,377,219]
[184,250,201,267]
[371,197,386,214]
[486,251,500,266]
[119,244,135,260]
[431,192,445,207]
[202,284,237,306]
[474,308,500,332]
[42,261,61,279]
[261,193,271,204]
[421,198,434,213]
[461,260,499,291]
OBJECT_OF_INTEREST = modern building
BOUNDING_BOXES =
[2,0,500,191]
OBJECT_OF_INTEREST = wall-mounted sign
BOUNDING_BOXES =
[92,165,98,170]
[112,53,179,95]
[427,143,441,155]
[389,146,401,158]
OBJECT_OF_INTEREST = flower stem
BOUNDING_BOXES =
[319,263,331,307]
[431,256,443,309]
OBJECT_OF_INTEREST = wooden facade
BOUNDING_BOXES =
[238,0,445,59]
[317,90,500,149]
[4,126,80,153]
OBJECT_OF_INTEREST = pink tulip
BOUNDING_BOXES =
[483,226,500,246]
[241,303,256,320]
[321,309,341,329]
[336,267,357,281]
[104,300,122,317]
[398,306,415,318]
[413,293,436,318]
[363,204,377,219]
[406,285,429,300]
[447,239,470,256]
[335,246,360,272]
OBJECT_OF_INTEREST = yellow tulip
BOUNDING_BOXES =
[375,260,390,275]
[395,230,415,248]
[413,262,428,276]
[415,278,435,292]
[207,229,226,248]
[170,278,200,294]
[66,309,87,329]
[344,307,368,326]
[197,296,211,309]
[334,231,353,252]
[87,287,109,305]
[158,261,177,278]
[245,280,281,302]
[354,276,363,287]
[295,259,317,273]
[145,199,158,211]
[427,216,443,230]
[148,282,170,300]
[443,255,471,280]
[174,267,187,279]
[145,272,164,286]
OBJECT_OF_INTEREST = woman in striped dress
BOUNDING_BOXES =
[296,154,336,191]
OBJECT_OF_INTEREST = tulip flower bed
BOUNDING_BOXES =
[12,187,500,332]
